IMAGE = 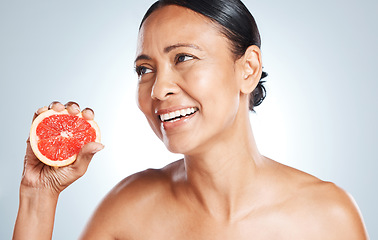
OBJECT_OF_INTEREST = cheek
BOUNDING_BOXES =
[136,84,149,113]
[136,84,154,123]
[137,84,163,139]
[184,62,239,109]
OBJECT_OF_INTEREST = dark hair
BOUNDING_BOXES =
[140,0,267,111]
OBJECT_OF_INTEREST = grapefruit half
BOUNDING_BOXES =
[29,109,101,167]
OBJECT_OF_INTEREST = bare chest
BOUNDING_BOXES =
[122,212,307,240]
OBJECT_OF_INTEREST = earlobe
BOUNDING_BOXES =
[240,45,262,94]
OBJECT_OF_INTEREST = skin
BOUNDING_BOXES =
[13,101,104,240]
[13,5,368,240]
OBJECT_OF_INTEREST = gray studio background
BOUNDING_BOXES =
[1,0,377,239]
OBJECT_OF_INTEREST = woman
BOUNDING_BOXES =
[13,0,368,239]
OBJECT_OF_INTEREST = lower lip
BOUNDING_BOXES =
[161,111,197,130]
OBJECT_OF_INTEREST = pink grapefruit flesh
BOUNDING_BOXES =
[30,109,101,167]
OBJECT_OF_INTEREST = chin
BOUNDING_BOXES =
[164,142,188,155]
[163,138,196,155]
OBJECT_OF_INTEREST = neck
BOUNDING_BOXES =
[183,112,264,222]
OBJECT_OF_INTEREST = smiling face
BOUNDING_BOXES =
[135,5,251,155]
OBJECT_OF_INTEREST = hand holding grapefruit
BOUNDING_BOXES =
[30,107,101,167]
[21,102,103,195]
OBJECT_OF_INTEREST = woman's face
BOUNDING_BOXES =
[135,5,246,155]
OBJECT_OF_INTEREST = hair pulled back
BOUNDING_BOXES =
[140,0,267,111]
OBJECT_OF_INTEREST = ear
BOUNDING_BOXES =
[238,45,263,94]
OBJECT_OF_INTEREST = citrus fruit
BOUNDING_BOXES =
[29,109,101,167]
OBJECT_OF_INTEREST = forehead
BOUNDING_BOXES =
[136,5,224,55]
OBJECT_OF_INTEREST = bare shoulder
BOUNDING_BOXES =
[80,159,183,240]
[268,159,369,239]
[299,181,368,239]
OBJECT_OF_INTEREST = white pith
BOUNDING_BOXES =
[159,107,198,122]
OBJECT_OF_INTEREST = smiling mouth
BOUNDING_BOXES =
[159,107,198,122]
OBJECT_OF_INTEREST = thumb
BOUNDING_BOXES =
[79,142,104,158]
[71,142,104,176]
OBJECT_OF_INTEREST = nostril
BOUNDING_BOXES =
[151,91,175,100]
[150,77,179,100]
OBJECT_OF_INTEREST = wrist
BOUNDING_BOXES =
[20,186,60,201]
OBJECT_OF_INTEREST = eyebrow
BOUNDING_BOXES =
[164,43,202,53]
[134,43,202,64]
[134,54,151,64]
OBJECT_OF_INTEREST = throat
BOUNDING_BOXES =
[184,153,262,222]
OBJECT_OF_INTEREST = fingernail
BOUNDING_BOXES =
[70,104,80,114]
[48,101,60,109]
[72,104,80,110]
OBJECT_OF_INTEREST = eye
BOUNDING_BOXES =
[175,54,195,64]
[135,65,153,77]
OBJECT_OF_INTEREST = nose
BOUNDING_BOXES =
[151,69,180,101]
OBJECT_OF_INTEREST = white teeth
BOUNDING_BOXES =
[159,107,198,122]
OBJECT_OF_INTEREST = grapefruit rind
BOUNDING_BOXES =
[29,109,101,167]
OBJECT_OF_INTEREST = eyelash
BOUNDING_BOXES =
[174,53,195,64]
[135,53,197,77]
[135,66,152,77]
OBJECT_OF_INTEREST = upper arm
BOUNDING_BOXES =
[329,189,369,239]
[79,168,170,240]
[79,190,121,240]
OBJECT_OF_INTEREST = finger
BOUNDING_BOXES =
[65,101,81,115]
[82,108,95,120]
[24,137,42,171]
[71,142,104,177]
[32,106,48,122]
[48,101,65,112]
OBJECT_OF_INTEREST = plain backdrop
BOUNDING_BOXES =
[1,0,377,239]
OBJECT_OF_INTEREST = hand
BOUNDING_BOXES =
[21,101,104,196]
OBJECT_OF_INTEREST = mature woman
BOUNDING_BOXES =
[13,0,368,239]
